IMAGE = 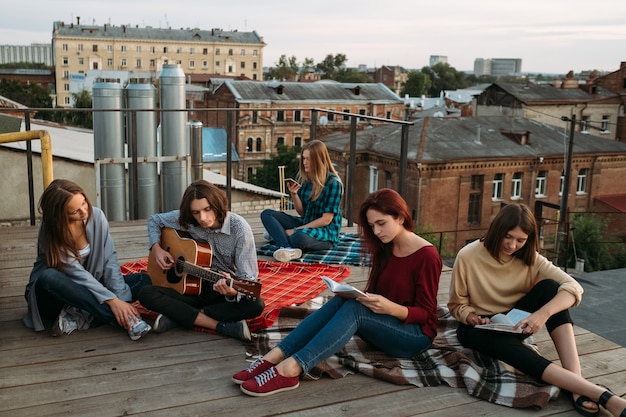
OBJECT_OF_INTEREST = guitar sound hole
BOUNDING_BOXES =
[165,257,185,284]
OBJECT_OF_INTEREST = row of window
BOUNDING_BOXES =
[62,43,258,57]
[581,115,611,134]
[491,169,588,201]
[246,137,303,152]
[61,57,257,72]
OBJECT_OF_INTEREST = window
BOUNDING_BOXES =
[294,137,302,147]
[163,47,168,53]
[203,48,208,55]
[62,70,69,79]
[246,138,253,152]
[252,111,258,123]
[240,61,245,69]
[247,167,253,180]
[492,173,503,200]
[121,45,127,53]
[78,57,84,65]
[77,44,83,52]
[176,47,182,54]
[385,171,393,189]
[277,137,285,146]
[227,65,233,73]
[369,166,379,193]
[202,60,208,68]
[189,60,195,69]
[136,46,141,53]
[92,45,98,52]
[253,50,258,57]
[535,171,547,197]
[343,109,350,121]
[92,62,98,70]
[62,44,68,51]
[511,172,522,199]
[107,45,113,52]
[121,58,127,67]
[255,138,262,152]
[136,59,142,68]
[294,110,302,122]
[253,62,257,70]
[63,83,70,91]
[64,97,70,105]
[276,111,285,122]
[580,115,590,133]
[601,115,610,133]
[215,61,220,68]
[559,170,565,196]
[216,48,220,55]
[190,48,195,55]
[62,57,69,65]
[149,59,155,67]
[228,49,233,56]
[577,168,588,194]
[150,46,156,53]
[240,49,245,56]
[327,111,334,122]
[468,175,483,225]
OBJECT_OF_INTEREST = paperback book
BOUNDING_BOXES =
[321,276,367,298]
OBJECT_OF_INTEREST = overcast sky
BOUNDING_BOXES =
[1,0,625,75]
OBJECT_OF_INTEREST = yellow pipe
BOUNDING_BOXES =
[0,130,54,189]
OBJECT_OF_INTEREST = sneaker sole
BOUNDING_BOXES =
[240,381,300,397]
[273,249,302,262]
[129,325,152,341]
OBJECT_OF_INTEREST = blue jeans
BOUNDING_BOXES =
[260,208,333,251]
[277,296,432,374]
[34,267,151,326]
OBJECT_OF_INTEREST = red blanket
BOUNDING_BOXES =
[121,258,351,331]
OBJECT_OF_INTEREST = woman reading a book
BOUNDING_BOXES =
[260,140,343,262]
[138,180,264,342]
[233,188,442,396]
[448,203,626,417]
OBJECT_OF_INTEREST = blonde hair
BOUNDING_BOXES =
[299,140,339,201]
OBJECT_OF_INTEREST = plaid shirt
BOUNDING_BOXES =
[295,173,343,245]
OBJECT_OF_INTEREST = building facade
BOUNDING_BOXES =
[52,19,265,107]
[592,62,626,142]
[322,115,626,255]
[0,43,52,66]
[474,58,522,77]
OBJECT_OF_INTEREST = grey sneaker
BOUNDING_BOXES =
[51,308,78,337]
[217,320,251,342]
[273,247,302,262]
[152,314,178,333]
[128,316,151,341]
[263,231,272,242]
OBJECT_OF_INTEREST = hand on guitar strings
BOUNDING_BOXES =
[213,273,238,297]
[151,243,174,270]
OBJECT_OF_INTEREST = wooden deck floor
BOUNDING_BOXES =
[1,214,624,416]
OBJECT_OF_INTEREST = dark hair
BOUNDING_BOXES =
[38,179,93,270]
[358,188,414,292]
[178,180,228,228]
[483,203,538,265]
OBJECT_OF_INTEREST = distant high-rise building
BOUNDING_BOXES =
[429,55,448,66]
[474,58,522,77]
[0,43,52,66]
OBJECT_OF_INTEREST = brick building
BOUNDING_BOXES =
[322,115,626,254]
[592,61,626,143]
[201,80,406,181]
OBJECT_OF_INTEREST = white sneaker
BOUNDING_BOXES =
[128,316,151,341]
[273,247,302,262]
[51,308,78,337]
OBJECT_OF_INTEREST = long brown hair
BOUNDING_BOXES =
[358,188,414,292]
[482,203,539,265]
[299,139,340,201]
[178,180,228,228]
[38,179,93,270]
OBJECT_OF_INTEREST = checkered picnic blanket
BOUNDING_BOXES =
[243,304,560,409]
[258,233,370,266]
[121,258,351,332]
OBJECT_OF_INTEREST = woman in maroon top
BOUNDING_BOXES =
[232,188,442,396]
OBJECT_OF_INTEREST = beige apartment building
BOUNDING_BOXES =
[52,19,265,107]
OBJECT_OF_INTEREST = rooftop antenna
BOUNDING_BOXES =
[164,13,169,28]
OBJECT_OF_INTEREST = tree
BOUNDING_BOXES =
[316,53,348,80]
[567,213,626,272]
[249,144,301,191]
[400,70,432,97]
[421,63,470,97]
[265,54,299,81]
[0,79,54,121]
[68,90,93,129]
[335,68,372,83]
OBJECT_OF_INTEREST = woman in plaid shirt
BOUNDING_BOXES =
[261,140,343,262]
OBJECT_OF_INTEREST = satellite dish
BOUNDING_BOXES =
[319,115,328,126]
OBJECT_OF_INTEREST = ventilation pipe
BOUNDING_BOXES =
[188,121,204,182]
[159,63,188,211]
[93,78,126,221]
[126,78,158,219]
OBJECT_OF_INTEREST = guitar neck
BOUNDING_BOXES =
[178,260,226,285]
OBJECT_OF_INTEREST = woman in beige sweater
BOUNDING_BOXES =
[449,204,625,417]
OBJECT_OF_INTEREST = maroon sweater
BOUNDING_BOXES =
[373,245,442,340]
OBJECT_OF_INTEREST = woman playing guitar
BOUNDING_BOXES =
[138,180,264,342]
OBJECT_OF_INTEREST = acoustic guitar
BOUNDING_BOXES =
[147,227,261,298]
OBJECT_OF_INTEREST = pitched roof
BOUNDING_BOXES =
[323,115,626,163]
[489,82,618,104]
[217,80,402,104]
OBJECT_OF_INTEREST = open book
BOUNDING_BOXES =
[321,276,367,298]
[475,308,531,334]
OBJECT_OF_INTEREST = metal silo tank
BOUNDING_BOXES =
[92,78,126,221]
[159,63,188,211]
[126,78,158,219]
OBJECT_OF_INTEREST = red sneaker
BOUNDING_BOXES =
[240,366,300,396]
[231,358,273,384]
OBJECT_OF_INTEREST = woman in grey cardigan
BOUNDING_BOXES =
[24,179,152,340]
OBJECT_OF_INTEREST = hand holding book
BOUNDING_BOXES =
[321,276,367,299]
[474,308,531,334]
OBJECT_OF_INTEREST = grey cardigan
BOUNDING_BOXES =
[24,207,131,331]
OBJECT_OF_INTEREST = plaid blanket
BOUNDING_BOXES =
[121,258,351,332]
[243,304,560,409]
[258,233,370,266]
